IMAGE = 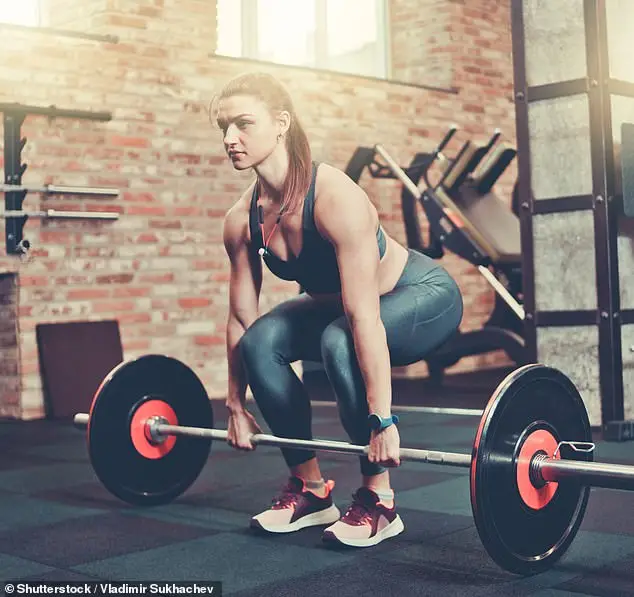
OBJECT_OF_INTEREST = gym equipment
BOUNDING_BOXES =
[345,129,526,380]
[0,209,119,220]
[0,183,119,196]
[1,102,116,255]
[374,143,524,320]
[74,354,634,575]
[622,122,634,217]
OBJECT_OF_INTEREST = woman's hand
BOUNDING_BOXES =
[367,425,401,467]
[227,408,262,451]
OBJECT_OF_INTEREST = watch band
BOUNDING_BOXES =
[368,413,400,431]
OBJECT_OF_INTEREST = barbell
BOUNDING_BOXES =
[0,183,120,196]
[0,209,119,220]
[73,354,634,576]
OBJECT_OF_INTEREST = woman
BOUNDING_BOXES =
[216,72,463,548]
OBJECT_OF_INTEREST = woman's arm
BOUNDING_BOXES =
[315,168,392,418]
[223,200,263,413]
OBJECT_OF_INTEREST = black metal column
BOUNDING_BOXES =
[584,0,623,423]
[510,0,537,362]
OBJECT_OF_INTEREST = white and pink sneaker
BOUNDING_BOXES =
[322,487,405,547]
[250,476,341,534]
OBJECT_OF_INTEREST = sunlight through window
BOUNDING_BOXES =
[0,0,41,26]
[216,0,387,78]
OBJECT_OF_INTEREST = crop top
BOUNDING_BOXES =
[249,162,387,295]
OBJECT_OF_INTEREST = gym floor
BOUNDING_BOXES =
[2,367,634,596]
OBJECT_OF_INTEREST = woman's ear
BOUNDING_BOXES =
[277,110,291,136]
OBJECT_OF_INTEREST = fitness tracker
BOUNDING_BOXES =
[368,413,399,432]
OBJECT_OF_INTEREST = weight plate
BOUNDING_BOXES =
[87,354,214,506]
[470,363,592,575]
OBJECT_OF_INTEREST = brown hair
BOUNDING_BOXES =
[216,72,312,215]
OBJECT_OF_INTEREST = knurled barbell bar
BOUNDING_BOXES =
[0,209,119,220]
[73,354,634,576]
[1,183,121,222]
[1,183,120,196]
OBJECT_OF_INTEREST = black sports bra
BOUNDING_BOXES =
[249,162,387,295]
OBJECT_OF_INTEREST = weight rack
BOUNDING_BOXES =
[1,102,117,255]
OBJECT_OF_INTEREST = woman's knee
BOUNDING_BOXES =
[320,322,352,372]
[239,317,286,369]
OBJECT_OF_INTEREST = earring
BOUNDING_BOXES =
[277,133,283,143]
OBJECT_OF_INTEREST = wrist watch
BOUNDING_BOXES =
[368,413,399,432]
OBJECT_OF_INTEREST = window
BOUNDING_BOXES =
[0,0,41,26]
[216,0,389,79]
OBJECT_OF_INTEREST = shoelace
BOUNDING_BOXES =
[271,484,301,510]
[343,498,373,526]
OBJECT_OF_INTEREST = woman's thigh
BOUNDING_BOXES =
[321,270,462,369]
[244,293,344,364]
[383,273,463,366]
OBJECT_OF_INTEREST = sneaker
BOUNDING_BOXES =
[322,487,405,547]
[250,476,341,534]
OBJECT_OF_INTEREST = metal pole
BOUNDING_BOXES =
[538,458,634,491]
[155,423,473,467]
[0,183,120,196]
[73,412,634,487]
[477,265,526,320]
[310,400,484,417]
[1,209,119,220]
[72,413,472,468]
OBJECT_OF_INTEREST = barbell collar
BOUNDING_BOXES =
[537,457,634,491]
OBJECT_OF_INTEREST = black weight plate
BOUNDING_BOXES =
[87,354,214,506]
[470,364,592,575]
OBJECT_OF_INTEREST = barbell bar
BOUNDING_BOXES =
[310,400,484,417]
[1,183,120,196]
[73,354,634,575]
[71,411,634,492]
[1,209,120,220]
[73,412,473,468]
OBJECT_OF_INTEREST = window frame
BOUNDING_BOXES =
[220,0,391,80]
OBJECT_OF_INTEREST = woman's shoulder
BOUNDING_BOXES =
[314,161,359,194]
[223,180,257,242]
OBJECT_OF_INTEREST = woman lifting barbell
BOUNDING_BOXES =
[214,72,464,547]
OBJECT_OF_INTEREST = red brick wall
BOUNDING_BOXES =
[0,0,517,419]
[0,274,19,418]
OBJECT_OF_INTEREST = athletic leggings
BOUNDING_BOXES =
[239,249,464,476]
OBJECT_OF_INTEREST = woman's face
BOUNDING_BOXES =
[216,95,280,170]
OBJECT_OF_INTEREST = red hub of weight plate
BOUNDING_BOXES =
[130,399,178,459]
[515,428,559,510]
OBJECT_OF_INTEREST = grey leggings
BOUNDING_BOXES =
[239,249,464,476]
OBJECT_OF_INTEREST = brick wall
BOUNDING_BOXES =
[0,274,20,418]
[0,0,517,419]
[390,0,456,90]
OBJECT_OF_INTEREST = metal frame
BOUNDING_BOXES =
[510,0,537,361]
[584,0,623,423]
[1,103,115,255]
[511,0,625,424]
[234,0,390,79]
[532,195,594,214]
